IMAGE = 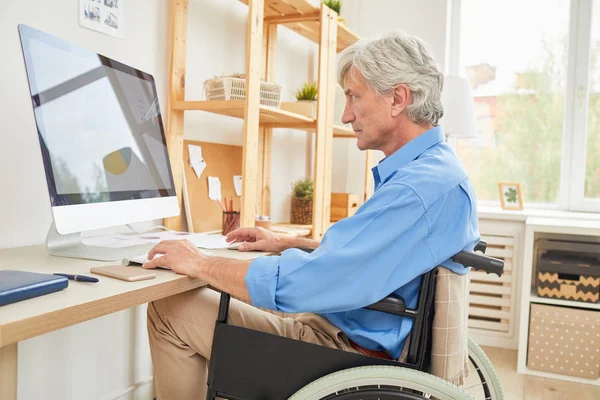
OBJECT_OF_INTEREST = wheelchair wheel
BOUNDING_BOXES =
[288,365,475,400]
[463,338,504,400]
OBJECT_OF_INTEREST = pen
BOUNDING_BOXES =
[54,273,99,283]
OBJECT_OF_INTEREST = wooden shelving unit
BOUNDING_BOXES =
[164,0,367,240]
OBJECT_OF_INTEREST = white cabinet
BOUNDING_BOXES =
[516,217,600,386]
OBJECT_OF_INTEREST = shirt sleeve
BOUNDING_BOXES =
[244,183,436,313]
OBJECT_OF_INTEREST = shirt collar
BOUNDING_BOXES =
[372,125,446,187]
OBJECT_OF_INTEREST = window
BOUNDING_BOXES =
[584,3,600,199]
[451,0,599,211]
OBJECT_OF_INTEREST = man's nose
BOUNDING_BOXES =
[341,106,355,125]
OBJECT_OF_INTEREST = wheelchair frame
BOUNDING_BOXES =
[205,241,503,400]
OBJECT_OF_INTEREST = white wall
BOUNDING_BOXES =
[336,0,451,197]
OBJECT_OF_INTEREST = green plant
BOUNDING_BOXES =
[323,0,341,14]
[504,187,518,203]
[292,179,314,199]
[295,82,318,101]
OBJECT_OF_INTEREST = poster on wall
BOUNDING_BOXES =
[79,0,124,38]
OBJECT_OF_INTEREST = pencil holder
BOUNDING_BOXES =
[222,211,240,235]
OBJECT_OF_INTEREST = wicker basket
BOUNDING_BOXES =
[290,197,312,225]
[204,77,283,107]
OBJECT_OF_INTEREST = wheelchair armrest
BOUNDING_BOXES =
[452,250,504,277]
[364,296,414,317]
[295,247,316,253]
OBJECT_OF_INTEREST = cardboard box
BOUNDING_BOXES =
[331,193,359,208]
[527,303,600,379]
[330,193,359,222]
[330,206,358,222]
[536,247,600,304]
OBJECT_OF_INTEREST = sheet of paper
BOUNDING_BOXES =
[125,231,233,249]
[192,161,206,179]
[187,234,233,249]
[233,175,242,196]
[188,144,207,179]
[208,176,222,201]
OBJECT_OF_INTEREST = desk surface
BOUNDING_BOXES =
[0,245,264,348]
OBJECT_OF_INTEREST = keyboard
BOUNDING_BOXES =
[122,254,159,266]
[122,249,212,269]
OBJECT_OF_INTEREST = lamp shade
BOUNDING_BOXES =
[439,76,478,138]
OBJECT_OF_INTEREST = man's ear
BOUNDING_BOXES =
[390,84,410,117]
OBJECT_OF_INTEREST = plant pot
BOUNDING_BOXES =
[280,100,317,119]
[290,197,313,225]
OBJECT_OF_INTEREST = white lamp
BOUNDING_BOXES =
[439,76,478,138]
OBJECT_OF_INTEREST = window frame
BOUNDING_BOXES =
[449,0,599,212]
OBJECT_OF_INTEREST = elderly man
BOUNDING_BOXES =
[144,30,479,399]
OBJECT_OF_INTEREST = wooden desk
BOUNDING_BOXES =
[0,245,264,400]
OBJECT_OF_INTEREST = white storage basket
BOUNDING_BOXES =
[204,77,282,107]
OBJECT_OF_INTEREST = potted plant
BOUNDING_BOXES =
[290,178,314,225]
[323,0,341,14]
[280,82,318,118]
[323,0,346,24]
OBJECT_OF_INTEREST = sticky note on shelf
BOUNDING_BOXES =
[208,176,222,201]
[188,144,207,178]
[233,175,242,196]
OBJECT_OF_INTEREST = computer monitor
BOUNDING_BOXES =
[18,24,179,261]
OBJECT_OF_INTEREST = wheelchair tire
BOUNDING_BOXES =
[288,365,475,400]
[466,338,504,400]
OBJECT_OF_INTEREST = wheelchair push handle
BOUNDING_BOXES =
[452,250,504,277]
[474,240,487,253]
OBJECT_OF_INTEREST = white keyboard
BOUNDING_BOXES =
[122,249,212,269]
[122,254,158,266]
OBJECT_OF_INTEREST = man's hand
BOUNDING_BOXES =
[226,227,289,252]
[143,240,206,278]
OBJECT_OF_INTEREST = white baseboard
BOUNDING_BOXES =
[99,376,154,400]
[469,333,518,350]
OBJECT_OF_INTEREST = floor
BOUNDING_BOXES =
[479,346,600,400]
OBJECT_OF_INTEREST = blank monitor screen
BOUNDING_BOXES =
[18,24,176,207]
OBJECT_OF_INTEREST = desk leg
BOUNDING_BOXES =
[0,343,18,400]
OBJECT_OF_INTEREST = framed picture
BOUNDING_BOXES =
[498,182,524,210]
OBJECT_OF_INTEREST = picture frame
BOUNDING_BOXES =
[498,182,524,210]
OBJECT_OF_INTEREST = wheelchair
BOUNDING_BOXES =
[205,241,505,400]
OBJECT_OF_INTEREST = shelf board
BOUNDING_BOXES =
[173,100,315,129]
[239,0,360,52]
[519,365,600,387]
[530,294,600,311]
[333,125,355,138]
[176,100,358,138]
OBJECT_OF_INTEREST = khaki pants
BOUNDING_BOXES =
[147,287,361,400]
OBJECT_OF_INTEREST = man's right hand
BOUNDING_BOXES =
[225,227,290,253]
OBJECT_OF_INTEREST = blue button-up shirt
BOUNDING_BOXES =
[245,126,479,360]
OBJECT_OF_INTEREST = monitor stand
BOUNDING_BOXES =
[45,222,154,262]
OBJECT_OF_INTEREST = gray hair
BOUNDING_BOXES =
[338,30,444,126]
